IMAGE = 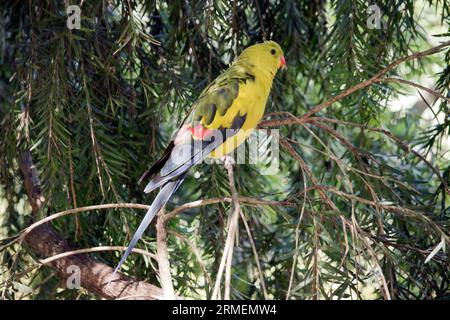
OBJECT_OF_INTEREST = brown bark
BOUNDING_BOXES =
[19,151,165,300]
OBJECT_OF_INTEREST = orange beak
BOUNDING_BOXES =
[280,55,286,69]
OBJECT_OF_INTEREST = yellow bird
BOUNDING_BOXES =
[113,41,285,274]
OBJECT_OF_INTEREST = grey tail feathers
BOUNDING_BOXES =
[109,175,185,281]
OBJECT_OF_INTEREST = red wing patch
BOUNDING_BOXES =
[174,123,214,144]
[189,123,212,140]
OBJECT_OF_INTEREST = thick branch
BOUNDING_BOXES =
[18,151,165,300]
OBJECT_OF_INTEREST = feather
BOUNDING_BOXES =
[111,174,185,278]
[112,41,285,275]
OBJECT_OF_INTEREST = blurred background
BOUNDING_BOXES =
[0,0,449,299]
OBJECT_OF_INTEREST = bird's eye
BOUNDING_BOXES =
[270,49,276,55]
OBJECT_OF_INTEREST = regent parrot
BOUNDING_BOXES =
[113,41,286,275]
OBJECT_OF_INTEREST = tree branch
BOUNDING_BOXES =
[18,151,166,300]
[6,197,293,250]
[378,77,450,104]
[156,209,176,299]
[260,40,450,128]
[212,157,241,300]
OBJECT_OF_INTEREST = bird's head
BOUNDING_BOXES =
[237,41,286,74]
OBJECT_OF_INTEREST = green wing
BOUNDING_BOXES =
[139,63,256,184]
[191,64,256,128]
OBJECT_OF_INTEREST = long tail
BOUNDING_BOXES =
[111,175,185,278]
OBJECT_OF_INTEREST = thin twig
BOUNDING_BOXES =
[164,197,294,221]
[224,159,240,300]
[239,211,269,299]
[262,114,450,196]
[156,209,176,299]
[39,246,157,266]
[300,40,450,120]
[379,77,450,104]
[169,230,213,291]
[212,158,241,300]
[3,199,293,252]
[4,246,158,285]
[286,165,307,299]
[260,40,450,128]
[17,203,150,244]
[254,0,267,40]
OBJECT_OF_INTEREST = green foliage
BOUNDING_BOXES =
[0,0,449,299]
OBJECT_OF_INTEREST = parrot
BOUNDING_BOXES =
[112,41,286,276]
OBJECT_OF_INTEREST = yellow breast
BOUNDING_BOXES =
[208,77,270,158]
